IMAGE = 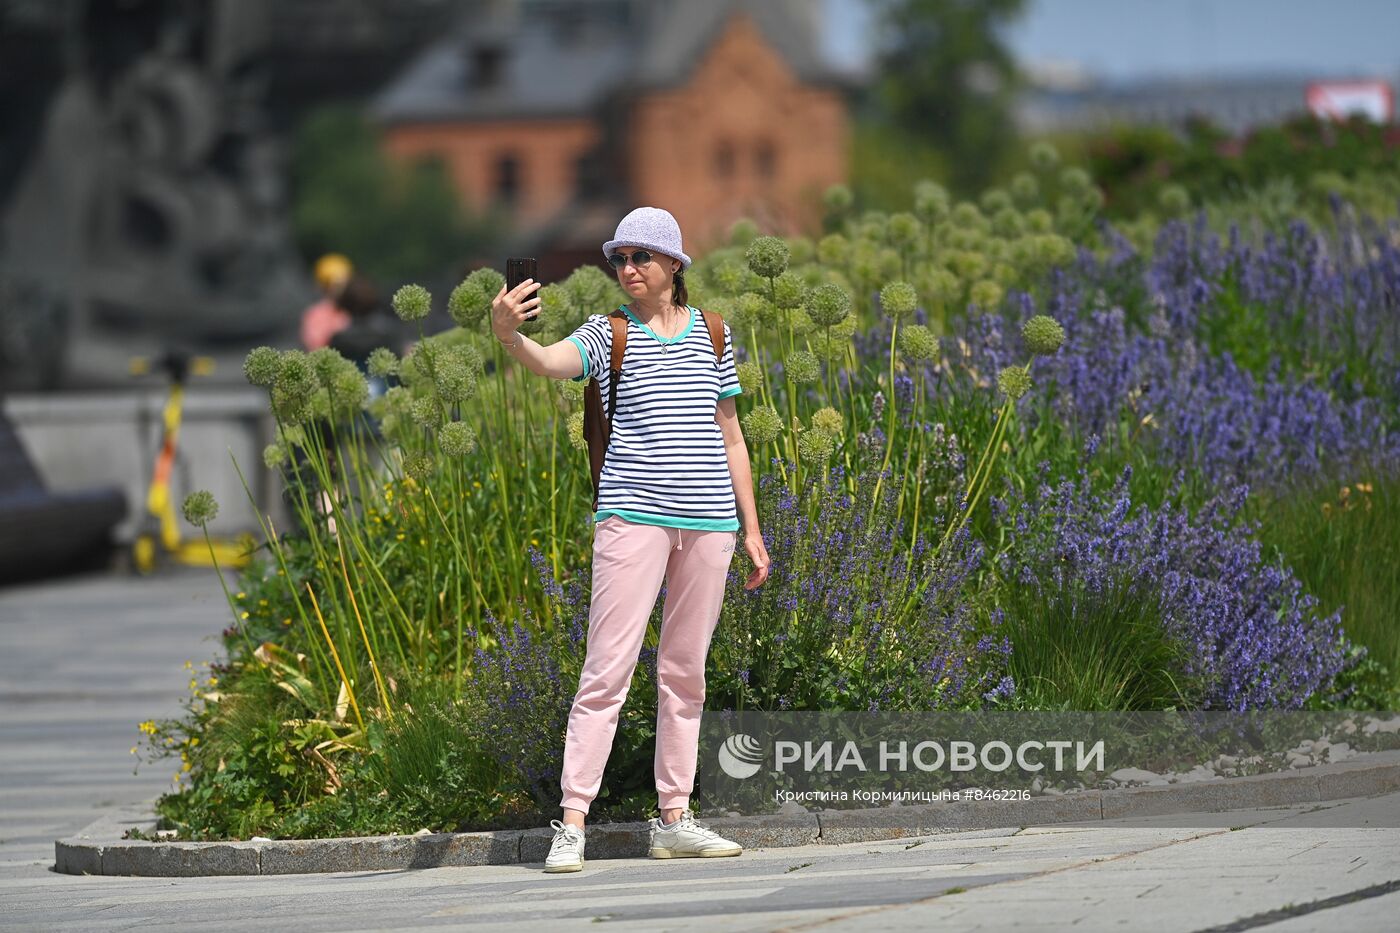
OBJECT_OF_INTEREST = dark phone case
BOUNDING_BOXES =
[506,258,539,319]
[506,257,538,291]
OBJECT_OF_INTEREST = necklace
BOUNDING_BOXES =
[632,304,687,348]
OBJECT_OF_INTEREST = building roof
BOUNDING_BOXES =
[371,0,854,125]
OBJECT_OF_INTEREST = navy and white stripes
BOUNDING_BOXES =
[565,304,742,531]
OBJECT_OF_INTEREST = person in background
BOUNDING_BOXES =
[300,253,353,351]
[329,273,403,402]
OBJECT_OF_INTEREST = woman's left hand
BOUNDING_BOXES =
[741,531,770,590]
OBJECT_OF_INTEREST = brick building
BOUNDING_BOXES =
[370,0,858,280]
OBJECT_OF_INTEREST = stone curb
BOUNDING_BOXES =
[54,749,1400,877]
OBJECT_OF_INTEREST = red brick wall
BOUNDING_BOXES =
[381,10,849,255]
[628,10,849,251]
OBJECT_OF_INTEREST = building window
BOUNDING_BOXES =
[755,139,776,179]
[714,140,735,179]
[495,152,521,204]
[574,152,596,196]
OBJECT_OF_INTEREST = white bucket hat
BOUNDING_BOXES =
[602,206,691,270]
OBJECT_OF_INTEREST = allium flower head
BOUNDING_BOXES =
[879,280,918,318]
[271,352,317,422]
[773,270,806,309]
[858,211,888,243]
[737,291,774,325]
[367,347,399,378]
[980,187,1013,214]
[823,183,853,214]
[448,269,498,328]
[711,259,748,295]
[741,405,783,445]
[729,217,759,246]
[1029,141,1060,171]
[566,410,585,450]
[263,442,287,469]
[243,346,280,387]
[1010,171,1039,205]
[888,212,920,246]
[1021,314,1065,356]
[913,179,949,222]
[816,232,848,266]
[810,406,843,436]
[308,347,345,386]
[1025,209,1054,233]
[275,351,317,397]
[746,235,789,279]
[784,349,821,384]
[330,367,369,414]
[558,377,585,404]
[392,284,432,322]
[898,323,940,362]
[564,264,611,310]
[804,281,851,327]
[923,267,961,304]
[992,206,1024,237]
[1158,184,1190,216]
[402,452,434,483]
[1059,166,1092,195]
[951,201,986,230]
[970,279,1004,312]
[433,357,476,402]
[797,428,836,463]
[997,364,1032,400]
[182,489,218,526]
[439,420,477,457]
[410,395,442,428]
[736,360,764,394]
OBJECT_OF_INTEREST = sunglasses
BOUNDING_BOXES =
[607,249,655,270]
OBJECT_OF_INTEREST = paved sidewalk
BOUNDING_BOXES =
[2,569,1398,931]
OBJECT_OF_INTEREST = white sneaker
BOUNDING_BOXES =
[648,811,743,858]
[544,819,585,872]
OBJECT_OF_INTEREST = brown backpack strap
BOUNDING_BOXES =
[585,310,631,513]
[699,308,725,360]
[607,309,627,372]
[605,309,627,435]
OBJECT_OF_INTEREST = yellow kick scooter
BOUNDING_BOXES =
[129,349,255,574]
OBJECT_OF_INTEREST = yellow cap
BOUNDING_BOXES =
[313,253,353,289]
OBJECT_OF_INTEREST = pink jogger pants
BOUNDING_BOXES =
[560,514,737,814]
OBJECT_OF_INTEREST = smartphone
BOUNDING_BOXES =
[506,257,539,319]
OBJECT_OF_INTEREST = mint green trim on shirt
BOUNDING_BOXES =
[566,336,589,382]
[620,303,695,345]
[594,508,739,532]
[717,386,742,401]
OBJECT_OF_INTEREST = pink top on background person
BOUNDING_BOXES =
[300,298,351,351]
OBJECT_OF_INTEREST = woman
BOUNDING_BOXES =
[489,206,771,873]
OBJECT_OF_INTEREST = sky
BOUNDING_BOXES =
[821,0,1400,84]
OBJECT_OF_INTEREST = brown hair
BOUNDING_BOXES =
[671,266,688,309]
[336,274,381,319]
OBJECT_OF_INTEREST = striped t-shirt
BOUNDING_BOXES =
[565,303,743,531]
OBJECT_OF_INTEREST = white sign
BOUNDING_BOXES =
[1306,80,1394,122]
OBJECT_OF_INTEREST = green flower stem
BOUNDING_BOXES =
[748,322,789,489]
[424,482,490,634]
[868,318,901,525]
[906,369,928,566]
[229,452,338,704]
[199,523,257,660]
[335,530,393,720]
[944,397,1012,550]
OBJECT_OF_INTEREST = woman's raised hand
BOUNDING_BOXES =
[491,278,541,341]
